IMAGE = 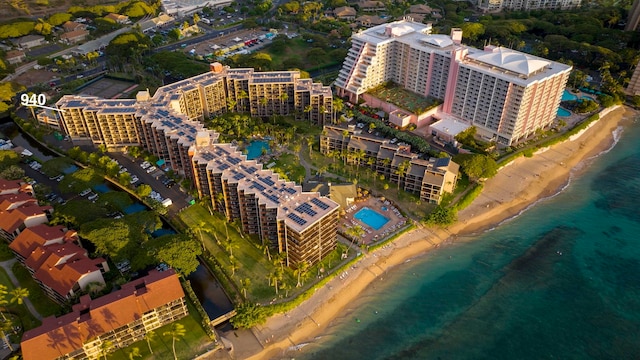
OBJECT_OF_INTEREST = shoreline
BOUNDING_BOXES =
[239,105,637,360]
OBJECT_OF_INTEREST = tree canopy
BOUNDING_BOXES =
[453,153,498,181]
[152,234,202,276]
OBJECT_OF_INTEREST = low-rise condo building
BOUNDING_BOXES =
[335,20,571,146]
[56,65,339,267]
[10,224,109,304]
[321,125,459,204]
[21,270,188,360]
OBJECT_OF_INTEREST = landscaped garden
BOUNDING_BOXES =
[367,82,441,114]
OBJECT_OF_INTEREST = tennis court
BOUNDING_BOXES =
[79,77,138,99]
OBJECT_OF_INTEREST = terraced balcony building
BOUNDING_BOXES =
[335,20,571,146]
[56,65,339,267]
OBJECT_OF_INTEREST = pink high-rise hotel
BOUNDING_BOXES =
[335,20,572,146]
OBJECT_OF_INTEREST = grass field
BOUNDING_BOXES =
[270,153,306,183]
[11,262,63,319]
[0,266,42,332]
[368,83,441,114]
[179,205,284,302]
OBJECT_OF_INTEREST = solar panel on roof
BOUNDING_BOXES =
[311,198,330,210]
[287,213,307,226]
[259,177,275,186]
[246,166,257,174]
[228,157,241,165]
[267,194,279,203]
[285,187,297,195]
[251,183,266,191]
[218,163,230,170]
[295,203,317,217]
[233,173,245,180]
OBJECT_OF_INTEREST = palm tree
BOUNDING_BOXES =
[98,339,113,360]
[10,287,28,306]
[354,149,366,175]
[333,97,344,123]
[395,160,411,190]
[144,330,156,355]
[345,225,365,242]
[163,323,186,360]
[240,278,251,298]
[128,347,142,360]
[0,285,8,322]
[294,261,309,287]
[304,105,313,124]
[341,130,349,152]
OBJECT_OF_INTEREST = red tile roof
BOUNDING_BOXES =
[33,249,104,297]
[0,204,52,234]
[0,179,23,194]
[21,270,185,360]
[9,224,71,260]
[0,193,37,210]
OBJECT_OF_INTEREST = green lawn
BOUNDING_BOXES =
[0,266,42,332]
[179,205,287,302]
[11,262,63,320]
[0,242,14,261]
[367,83,441,114]
[271,153,306,183]
[105,301,215,360]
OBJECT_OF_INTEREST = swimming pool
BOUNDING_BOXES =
[557,108,571,117]
[246,140,270,160]
[561,90,578,101]
[354,207,390,230]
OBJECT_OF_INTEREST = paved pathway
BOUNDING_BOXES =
[0,259,43,321]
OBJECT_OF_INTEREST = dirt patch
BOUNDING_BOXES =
[13,69,59,87]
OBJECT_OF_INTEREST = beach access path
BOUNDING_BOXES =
[240,105,636,360]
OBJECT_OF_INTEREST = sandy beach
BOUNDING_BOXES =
[236,105,637,360]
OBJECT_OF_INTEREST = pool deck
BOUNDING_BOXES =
[340,197,407,245]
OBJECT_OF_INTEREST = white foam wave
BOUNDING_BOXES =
[481,125,624,234]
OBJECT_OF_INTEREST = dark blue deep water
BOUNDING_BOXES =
[301,116,640,360]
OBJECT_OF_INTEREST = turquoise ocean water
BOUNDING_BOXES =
[300,116,640,360]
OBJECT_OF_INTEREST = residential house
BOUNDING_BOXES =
[62,21,87,32]
[60,29,90,44]
[358,0,386,11]
[356,15,388,27]
[409,4,435,13]
[21,270,189,360]
[16,35,45,49]
[105,13,130,24]
[5,50,26,65]
[334,6,357,20]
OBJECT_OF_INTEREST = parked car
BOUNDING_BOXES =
[146,166,157,174]
[130,176,139,184]
[79,188,91,196]
[141,161,151,169]
[87,193,98,201]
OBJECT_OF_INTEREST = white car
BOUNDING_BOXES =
[146,166,157,173]
[141,162,151,169]
[130,176,139,184]
[79,188,91,196]
[87,193,98,201]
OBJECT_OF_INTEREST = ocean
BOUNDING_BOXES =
[300,116,640,360]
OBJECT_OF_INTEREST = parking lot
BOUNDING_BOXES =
[108,153,192,217]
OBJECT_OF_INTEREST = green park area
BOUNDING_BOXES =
[269,153,306,183]
[367,83,441,114]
